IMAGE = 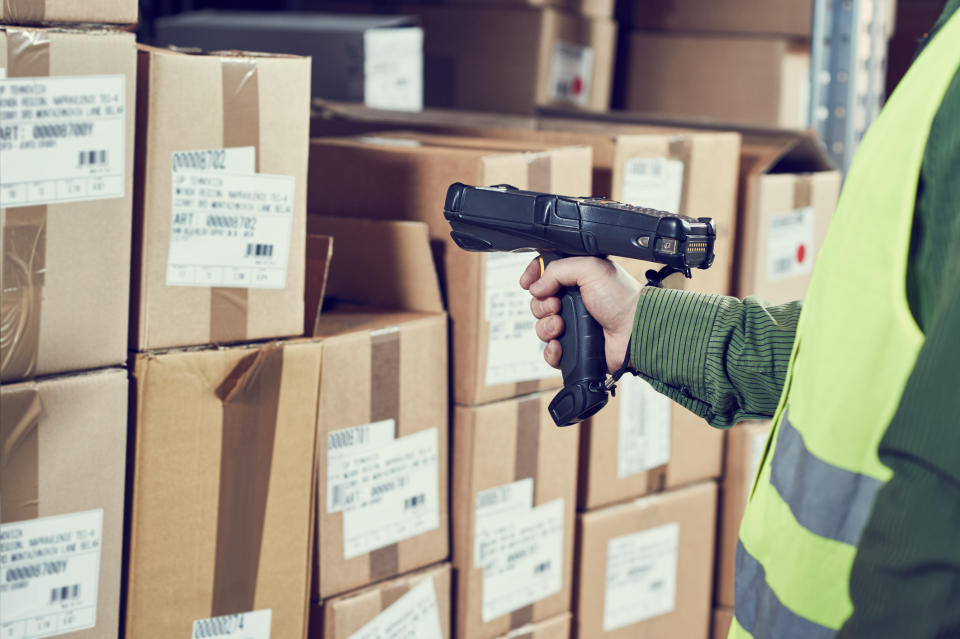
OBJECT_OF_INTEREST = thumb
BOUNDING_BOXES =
[528,256,607,298]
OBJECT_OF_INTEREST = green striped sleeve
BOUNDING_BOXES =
[629,287,802,428]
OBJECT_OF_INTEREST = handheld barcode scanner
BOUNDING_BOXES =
[443,183,716,427]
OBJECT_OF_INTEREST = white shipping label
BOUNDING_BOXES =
[484,253,558,386]
[347,578,443,639]
[617,375,672,479]
[171,146,255,174]
[0,75,125,208]
[767,206,814,282]
[166,170,295,289]
[327,419,398,513]
[0,510,103,639]
[191,609,271,639]
[603,522,679,631]
[547,42,594,107]
[474,480,564,622]
[621,158,685,214]
[328,426,440,559]
[364,28,424,112]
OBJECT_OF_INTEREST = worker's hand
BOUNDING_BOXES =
[520,256,642,373]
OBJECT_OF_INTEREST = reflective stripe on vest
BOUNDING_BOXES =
[730,10,960,639]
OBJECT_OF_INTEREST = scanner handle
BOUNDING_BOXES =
[538,254,609,426]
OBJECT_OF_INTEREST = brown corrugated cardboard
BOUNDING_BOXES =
[131,45,310,351]
[624,32,810,129]
[314,563,452,638]
[713,607,734,639]
[308,216,449,599]
[578,381,723,510]
[493,612,571,638]
[736,133,841,304]
[619,0,813,36]
[716,421,771,608]
[155,11,423,111]
[0,368,127,639]
[0,0,137,25]
[447,0,614,19]
[451,394,579,639]
[576,482,717,638]
[125,341,321,639]
[309,133,592,405]
[0,27,136,382]
[401,4,616,113]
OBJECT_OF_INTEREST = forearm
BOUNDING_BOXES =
[629,287,800,428]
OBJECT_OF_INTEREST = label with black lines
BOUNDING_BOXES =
[0,510,103,639]
[622,157,685,214]
[165,170,294,289]
[767,206,814,282]
[192,609,271,639]
[0,75,125,208]
[327,422,440,558]
[603,522,679,631]
[617,375,672,479]
[474,479,564,622]
[346,578,443,639]
[547,42,594,106]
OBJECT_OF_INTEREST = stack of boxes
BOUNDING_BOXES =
[0,3,137,637]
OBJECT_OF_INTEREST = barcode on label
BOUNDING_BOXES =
[404,493,425,510]
[50,584,81,603]
[246,243,274,257]
[78,150,108,167]
[534,561,551,574]
[331,484,348,510]
[772,257,793,275]
[513,319,533,332]
[628,161,662,177]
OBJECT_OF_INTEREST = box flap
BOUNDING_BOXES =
[306,216,443,324]
[304,235,334,335]
[311,99,539,133]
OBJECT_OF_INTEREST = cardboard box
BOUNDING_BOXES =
[0,368,127,639]
[446,0,614,19]
[713,607,734,639]
[575,482,717,638]
[493,612,571,638]
[403,4,616,113]
[619,0,813,36]
[0,27,136,382]
[0,0,137,25]
[155,11,423,111]
[578,375,723,510]
[735,132,841,303]
[309,133,593,405]
[131,45,311,351]
[451,394,580,639]
[308,217,450,599]
[624,32,810,129]
[715,421,771,608]
[314,563,452,638]
[125,341,322,639]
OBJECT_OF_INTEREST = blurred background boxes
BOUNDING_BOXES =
[154,11,424,111]
[0,27,136,382]
[575,482,717,638]
[452,393,580,639]
[0,368,127,639]
[618,0,815,37]
[493,612,572,638]
[131,45,310,350]
[0,0,138,24]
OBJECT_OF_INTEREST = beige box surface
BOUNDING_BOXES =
[0,0,138,24]
[0,368,127,639]
[624,32,810,129]
[452,394,580,639]
[309,133,593,405]
[314,563,452,638]
[578,380,723,510]
[576,482,717,638]
[126,341,321,639]
[1,27,136,382]
[713,607,734,639]
[404,4,615,113]
[308,217,450,599]
[736,133,841,304]
[447,0,614,19]
[493,612,571,638]
[131,45,310,351]
[620,0,813,36]
[716,421,771,608]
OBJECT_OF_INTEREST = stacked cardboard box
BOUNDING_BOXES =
[123,43,317,638]
[0,0,137,24]
[0,22,136,639]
